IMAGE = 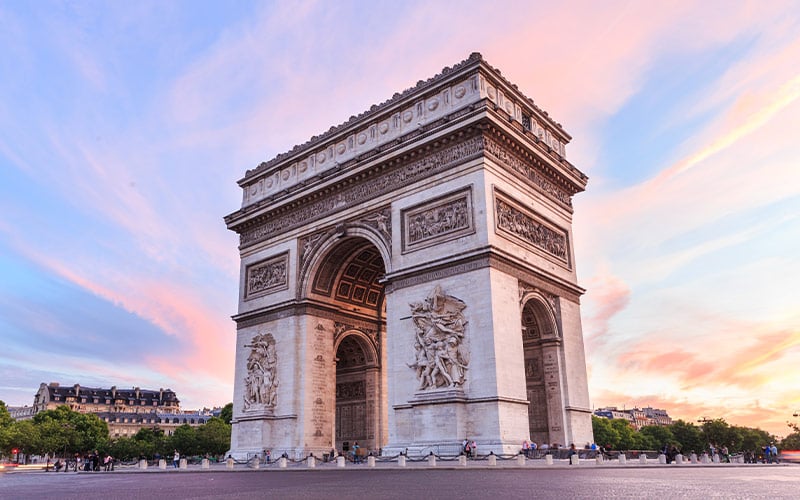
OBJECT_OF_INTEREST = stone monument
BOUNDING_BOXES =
[224,53,593,458]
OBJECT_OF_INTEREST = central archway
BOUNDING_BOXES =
[305,236,388,455]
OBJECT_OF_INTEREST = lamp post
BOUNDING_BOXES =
[697,416,712,424]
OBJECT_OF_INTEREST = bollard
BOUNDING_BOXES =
[713,454,720,464]
[658,454,666,464]
[307,455,316,468]
[280,457,288,468]
[427,453,437,467]
[336,456,345,468]
[618,454,627,465]
[201,458,210,469]
[690,453,698,464]
[367,455,375,468]
[675,454,683,465]
[701,453,710,464]
[459,455,467,467]
[398,455,407,467]
[139,459,147,470]
[545,454,554,465]
[158,459,167,469]
[226,457,234,469]
[488,453,497,466]
[570,454,580,466]
[516,454,526,466]
[596,454,603,465]
[639,454,647,465]
[179,458,188,469]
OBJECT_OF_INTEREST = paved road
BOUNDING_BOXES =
[1,465,798,499]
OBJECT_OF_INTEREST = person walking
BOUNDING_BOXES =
[173,450,180,468]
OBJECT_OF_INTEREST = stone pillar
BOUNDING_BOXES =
[545,454,553,465]
[658,454,666,464]
[427,454,436,467]
[226,457,235,469]
[397,455,406,467]
[690,453,698,464]
[158,459,167,469]
[306,456,316,468]
[250,456,260,469]
[713,454,720,464]
[138,459,147,469]
[336,456,345,468]
[367,455,375,468]
[488,453,497,466]
[516,454,526,466]
[201,458,210,469]
[179,458,188,469]
[570,454,580,465]
[280,457,288,468]
[459,455,467,466]
[638,454,647,465]
[675,454,683,465]
[701,453,710,464]
[618,454,627,465]
[595,454,603,465]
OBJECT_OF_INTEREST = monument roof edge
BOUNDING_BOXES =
[239,52,570,185]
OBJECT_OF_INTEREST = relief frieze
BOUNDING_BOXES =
[239,135,484,248]
[495,196,569,263]
[484,135,572,208]
[402,188,474,252]
[245,253,289,299]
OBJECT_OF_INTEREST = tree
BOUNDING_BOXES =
[196,417,231,456]
[219,403,233,425]
[7,420,39,463]
[169,424,198,456]
[610,418,639,450]
[667,420,703,454]
[639,425,675,451]
[33,405,109,456]
[592,416,620,449]
[0,401,13,455]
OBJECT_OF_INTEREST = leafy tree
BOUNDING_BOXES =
[591,416,620,449]
[33,405,109,456]
[169,424,198,456]
[132,427,167,459]
[780,431,800,450]
[0,401,13,455]
[639,425,675,451]
[219,403,233,425]
[7,420,39,463]
[196,417,231,456]
[668,420,704,454]
[735,425,773,453]
[108,436,140,461]
[610,418,639,450]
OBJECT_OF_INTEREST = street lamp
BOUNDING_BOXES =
[697,416,712,423]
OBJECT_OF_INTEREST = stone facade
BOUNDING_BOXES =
[28,382,213,437]
[225,53,593,459]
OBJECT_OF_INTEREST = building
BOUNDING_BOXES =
[224,53,594,458]
[27,382,212,437]
[594,406,673,429]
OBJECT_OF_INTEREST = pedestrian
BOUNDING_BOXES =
[522,440,530,458]
[173,449,180,468]
[470,440,477,458]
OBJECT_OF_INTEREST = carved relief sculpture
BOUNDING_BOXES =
[243,332,278,411]
[408,285,469,390]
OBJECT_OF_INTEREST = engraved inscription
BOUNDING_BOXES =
[245,253,289,299]
[495,197,568,262]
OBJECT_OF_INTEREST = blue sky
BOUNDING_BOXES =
[1,1,798,435]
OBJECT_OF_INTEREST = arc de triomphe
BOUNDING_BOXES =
[224,53,593,458]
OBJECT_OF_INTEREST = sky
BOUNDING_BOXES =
[0,0,798,437]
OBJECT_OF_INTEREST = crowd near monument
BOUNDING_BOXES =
[224,53,593,459]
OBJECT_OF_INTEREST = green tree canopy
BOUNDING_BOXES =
[219,403,233,425]
[32,405,109,456]
[195,417,231,456]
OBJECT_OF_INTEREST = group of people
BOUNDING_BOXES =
[462,439,478,458]
[50,451,114,472]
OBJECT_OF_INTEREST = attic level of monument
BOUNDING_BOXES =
[225,53,594,460]
[224,54,588,238]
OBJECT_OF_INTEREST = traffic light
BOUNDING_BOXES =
[12,448,18,454]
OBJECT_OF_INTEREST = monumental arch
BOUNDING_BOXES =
[224,53,593,458]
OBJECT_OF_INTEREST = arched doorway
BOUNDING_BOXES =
[521,298,556,447]
[307,236,387,455]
